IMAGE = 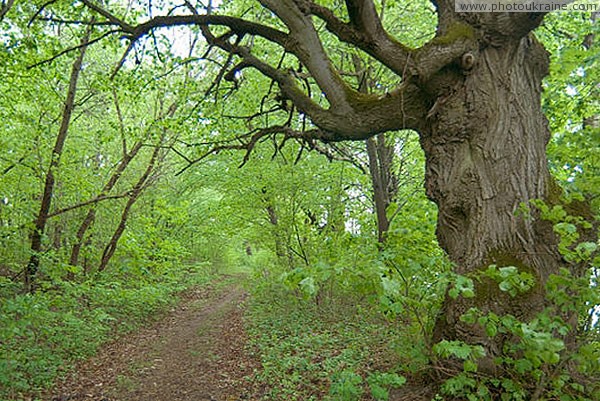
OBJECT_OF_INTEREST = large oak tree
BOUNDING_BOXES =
[39,0,596,393]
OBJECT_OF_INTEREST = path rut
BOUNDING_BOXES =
[50,280,261,401]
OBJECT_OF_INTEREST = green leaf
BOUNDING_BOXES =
[575,242,598,260]
[368,373,406,401]
[463,359,478,373]
[513,358,533,374]
[299,277,317,298]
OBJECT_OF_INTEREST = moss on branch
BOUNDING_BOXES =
[431,22,476,45]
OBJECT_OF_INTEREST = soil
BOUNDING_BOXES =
[45,277,436,401]
[48,279,263,401]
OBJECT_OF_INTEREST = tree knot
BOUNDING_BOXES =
[460,52,476,71]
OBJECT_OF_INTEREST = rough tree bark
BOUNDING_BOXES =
[25,26,92,292]
[424,31,561,373]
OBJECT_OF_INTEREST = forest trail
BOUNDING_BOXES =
[49,278,261,401]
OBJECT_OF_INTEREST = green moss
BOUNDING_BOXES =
[329,66,386,110]
[431,22,476,45]
[545,178,564,207]
[343,85,379,105]
[470,252,541,305]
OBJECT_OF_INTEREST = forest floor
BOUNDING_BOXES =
[41,276,433,401]
[48,277,263,401]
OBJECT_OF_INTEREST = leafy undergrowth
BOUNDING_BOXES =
[0,262,213,401]
[245,285,422,401]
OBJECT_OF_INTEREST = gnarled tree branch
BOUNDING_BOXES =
[258,0,353,113]
[73,1,480,142]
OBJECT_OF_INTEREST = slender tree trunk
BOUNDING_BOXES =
[266,204,287,259]
[97,144,163,272]
[51,220,63,250]
[423,35,583,374]
[261,188,287,262]
[69,141,143,267]
[352,55,398,244]
[25,27,91,292]
[366,134,397,243]
[97,97,177,271]
[0,0,14,21]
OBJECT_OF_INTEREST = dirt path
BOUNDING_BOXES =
[50,279,262,401]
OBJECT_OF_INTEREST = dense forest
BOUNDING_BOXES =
[0,1,599,400]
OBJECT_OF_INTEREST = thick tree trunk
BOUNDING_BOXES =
[422,35,566,373]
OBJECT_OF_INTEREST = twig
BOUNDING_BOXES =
[47,192,131,218]
[27,0,57,26]
[110,41,136,79]
[27,30,119,69]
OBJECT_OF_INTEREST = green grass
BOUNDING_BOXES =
[244,284,414,401]
[0,262,214,401]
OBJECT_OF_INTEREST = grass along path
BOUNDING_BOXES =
[48,276,261,401]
